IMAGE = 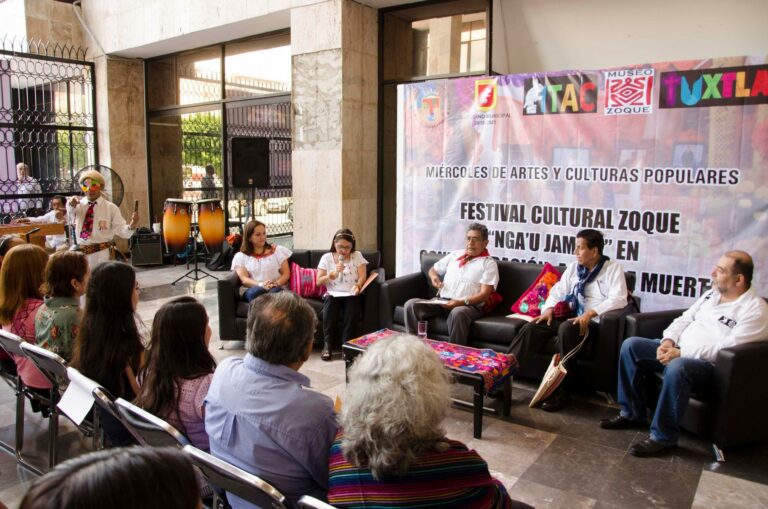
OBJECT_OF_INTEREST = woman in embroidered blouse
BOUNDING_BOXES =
[0,244,50,392]
[35,251,89,362]
[316,228,368,360]
[328,334,513,509]
[231,220,292,302]
[135,296,216,451]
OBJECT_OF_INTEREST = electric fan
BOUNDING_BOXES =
[72,164,125,206]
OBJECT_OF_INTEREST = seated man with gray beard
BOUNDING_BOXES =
[205,292,338,507]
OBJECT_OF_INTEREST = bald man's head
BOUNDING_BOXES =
[725,250,753,288]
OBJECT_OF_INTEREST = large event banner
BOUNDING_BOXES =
[396,55,768,311]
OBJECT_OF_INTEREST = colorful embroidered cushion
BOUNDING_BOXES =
[510,262,561,317]
[290,263,327,299]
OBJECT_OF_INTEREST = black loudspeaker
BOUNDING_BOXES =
[231,137,270,188]
[131,233,163,266]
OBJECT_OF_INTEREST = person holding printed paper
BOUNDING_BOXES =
[316,229,368,361]
[404,223,499,346]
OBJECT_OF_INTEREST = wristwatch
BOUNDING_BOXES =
[464,297,471,306]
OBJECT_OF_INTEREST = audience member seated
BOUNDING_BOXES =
[71,262,144,446]
[11,194,68,249]
[0,234,25,268]
[0,235,25,375]
[601,250,768,457]
[507,229,628,412]
[0,244,51,396]
[206,292,337,507]
[232,220,291,302]
[315,228,369,360]
[34,251,89,361]
[404,222,499,346]
[135,296,216,451]
[19,447,200,509]
[328,334,515,509]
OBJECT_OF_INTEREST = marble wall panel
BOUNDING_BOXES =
[341,99,363,151]
[22,0,86,51]
[340,197,377,249]
[291,0,342,56]
[292,49,343,151]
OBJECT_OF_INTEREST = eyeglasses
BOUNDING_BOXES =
[80,179,102,192]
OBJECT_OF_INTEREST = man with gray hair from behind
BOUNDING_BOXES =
[327,334,528,508]
[205,292,337,508]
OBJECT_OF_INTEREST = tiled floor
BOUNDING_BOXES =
[1,263,767,508]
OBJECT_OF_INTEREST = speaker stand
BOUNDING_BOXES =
[172,226,218,286]
[250,185,256,220]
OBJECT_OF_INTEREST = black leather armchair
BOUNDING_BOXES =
[625,309,768,450]
[379,252,637,394]
[218,249,384,343]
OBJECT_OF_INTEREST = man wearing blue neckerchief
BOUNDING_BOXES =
[508,229,628,411]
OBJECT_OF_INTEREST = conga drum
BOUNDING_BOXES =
[197,198,225,252]
[162,199,192,254]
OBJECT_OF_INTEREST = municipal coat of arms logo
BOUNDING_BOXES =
[416,87,443,126]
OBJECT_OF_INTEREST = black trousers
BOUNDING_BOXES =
[322,295,361,348]
[507,318,598,389]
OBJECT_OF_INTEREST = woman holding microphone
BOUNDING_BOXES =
[316,229,368,361]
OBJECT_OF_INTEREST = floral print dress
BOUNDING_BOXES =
[34,296,81,362]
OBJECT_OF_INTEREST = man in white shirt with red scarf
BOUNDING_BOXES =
[67,169,138,266]
[601,250,768,457]
[404,223,499,346]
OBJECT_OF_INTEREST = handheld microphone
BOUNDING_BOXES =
[133,200,139,213]
[338,254,345,281]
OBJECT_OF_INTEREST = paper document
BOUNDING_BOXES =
[506,313,535,322]
[417,298,451,306]
[327,272,379,298]
[57,367,99,425]
[327,290,355,298]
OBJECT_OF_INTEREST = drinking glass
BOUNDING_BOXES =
[417,321,428,339]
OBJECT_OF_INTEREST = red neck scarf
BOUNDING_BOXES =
[457,248,490,267]
[250,245,275,259]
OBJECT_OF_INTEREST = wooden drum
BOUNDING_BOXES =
[162,198,192,254]
[197,198,225,252]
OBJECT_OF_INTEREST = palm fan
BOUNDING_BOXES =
[72,164,125,207]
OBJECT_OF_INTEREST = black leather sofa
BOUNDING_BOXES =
[379,252,637,394]
[625,308,768,450]
[217,249,384,343]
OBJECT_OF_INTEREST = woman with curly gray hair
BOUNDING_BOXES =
[327,334,515,508]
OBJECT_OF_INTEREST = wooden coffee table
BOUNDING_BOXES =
[343,329,515,439]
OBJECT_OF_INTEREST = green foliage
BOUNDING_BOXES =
[181,112,222,169]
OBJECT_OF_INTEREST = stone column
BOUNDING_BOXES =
[94,56,149,227]
[427,15,462,75]
[291,0,378,250]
